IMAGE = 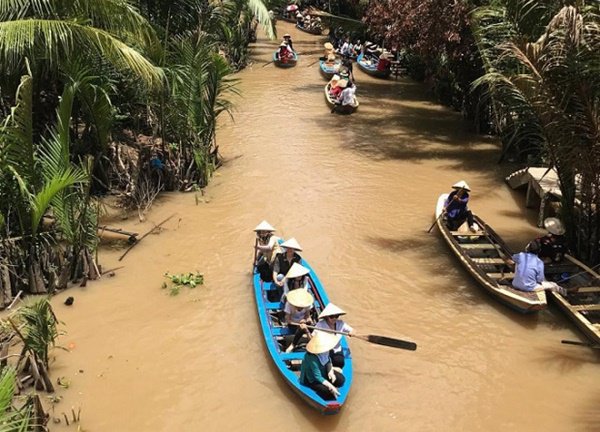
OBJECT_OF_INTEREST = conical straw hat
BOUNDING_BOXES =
[544,217,565,235]
[254,220,276,232]
[286,288,314,308]
[338,79,348,89]
[285,262,309,279]
[281,237,303,251]
[451,180,471,191]
[306,330,341,354]
[318,303,346,319]
[324,42,334,50]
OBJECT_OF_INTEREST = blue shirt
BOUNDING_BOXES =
[511,252,544,291]
[445,190,469,219]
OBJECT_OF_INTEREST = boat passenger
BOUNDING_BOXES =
[273,238,303,290]
[254,220,281,282]
[444,181,477,232]
[340,80,356,107]
[323,42,334,60]
[509,240,567,295]
[296,11,304,25]
[534,217,569,263]
[283,33,295,52]
[353,40,363,56]
[278,42,293,62]
[282,262,310,300]
[377,52,392,71]
[341,56,354,83]
[325,52,337,65]
[330,79,348,113]
[314,303,354,368]
[340,38,351,56]
[284,288,315,352]
[300,331,345,400]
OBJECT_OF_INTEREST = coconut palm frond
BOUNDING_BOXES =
[0,368,31,431]
[19,297,59,367]
[240,0,274,39]
[0,19,163,88]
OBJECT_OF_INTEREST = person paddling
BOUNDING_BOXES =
[300,331,345,400]
[314,303,354,367]
[444,181,477,232]
[283,33,295,52]
[254,220,280,281]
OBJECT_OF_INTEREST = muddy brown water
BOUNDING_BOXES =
[49,23,599,431]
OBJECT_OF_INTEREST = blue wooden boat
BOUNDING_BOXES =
[356,52,391,79]
[273,50,298,68]
[319,59,341,80]
[253,257,353,414]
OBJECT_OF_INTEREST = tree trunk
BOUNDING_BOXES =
[0,264,12,307]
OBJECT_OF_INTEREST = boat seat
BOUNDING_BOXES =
[450,231,484,236]
[280,352,306,361]
[487,272,516,279]
[461,244,497,249]
[573,286,600,294]
[572,304,600,312]
[265,301,282,310]
[272,327,293,336]
[472,258,506,265]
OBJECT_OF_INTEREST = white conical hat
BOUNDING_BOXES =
[281,237,303,251]
[544,217,565,235]
[285,262,309,279]
[451,180,471,191]
[324,42,334,50]
[306,330,341,354]
[318,303,346,320]
[254,220,276,232]
[286,288,314,308]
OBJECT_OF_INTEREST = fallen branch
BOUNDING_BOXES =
[7,290,23,310]
[118,214,176,262]
[101,266,125,275]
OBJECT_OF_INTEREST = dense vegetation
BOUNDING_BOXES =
[0,0,274,306]
[363,0,599,263]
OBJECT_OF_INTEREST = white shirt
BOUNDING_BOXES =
[284,302,311,323]
[341,42,349,55]
[340,86,356,106]
[315,319,353,352]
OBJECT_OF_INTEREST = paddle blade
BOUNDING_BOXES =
[367,335,417,351]
[561,339,600,349]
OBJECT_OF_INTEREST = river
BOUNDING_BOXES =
[50,22,600,431]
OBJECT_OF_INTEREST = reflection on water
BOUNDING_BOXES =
[50,22,599,432]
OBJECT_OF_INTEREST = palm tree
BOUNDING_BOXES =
[0,0,163,87]
[0,368,31,431]
[472,1,600,262]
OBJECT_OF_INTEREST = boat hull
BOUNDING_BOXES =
[545,255,600,345]
[324,83,358,115]
[356,53,391,79]
[435,194,547,313]
[319,60,340,80]
[253,256,353,414]
[296,23,322,35]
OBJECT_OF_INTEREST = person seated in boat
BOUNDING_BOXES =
[509,240,567,296]
[365,42,381,61]
[282,33,295,52]
[278,42,294,62]
[444,180,477,232]
[282,262,310,300]
[296,11,304,26]
[341,55,354,83]
[377,52,392,71]
[314,303,354,368]
[273,238,303,292]
[339,80,356,107]
[353,40,363,57]
[534,217,569,264]
[300,331,345,400]
[340,38,351,57]
[254,220,281,282]
[328,75,343,99]
[330,79,348,113]
[284,288,315,352]
[325,52,337,66]
[323,42,334,60]
[303,13,311,28]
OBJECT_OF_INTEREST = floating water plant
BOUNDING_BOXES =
[163,272,204,296]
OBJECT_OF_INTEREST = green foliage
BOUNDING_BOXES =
[163,272,204,295]
[0,368,31,432]
[19,297,60,367]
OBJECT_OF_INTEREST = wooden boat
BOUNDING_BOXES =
[435,194,547,313]
[545,255,600,345]
[324,82,358,115]
[319,59,341,80]
[356,53,391,79]
[273,50,298,68]
[253,255,353,414]
[296,23,322,35]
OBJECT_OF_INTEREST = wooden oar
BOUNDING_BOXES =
[296,323,417,351]
[561,339,600,350]
[252,238,258,273]
[306,56,325,68]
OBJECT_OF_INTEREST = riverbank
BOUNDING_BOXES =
[48,23,599,432]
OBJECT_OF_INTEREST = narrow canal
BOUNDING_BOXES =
[51,22,600,431]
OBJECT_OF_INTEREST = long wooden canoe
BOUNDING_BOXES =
[545,255,600,345]
[253,253,353,414]
[435,194,547,313]
[324,82,358,115]
[273,50,298,68]
[296,23,322,35]
[356,53,391,79]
